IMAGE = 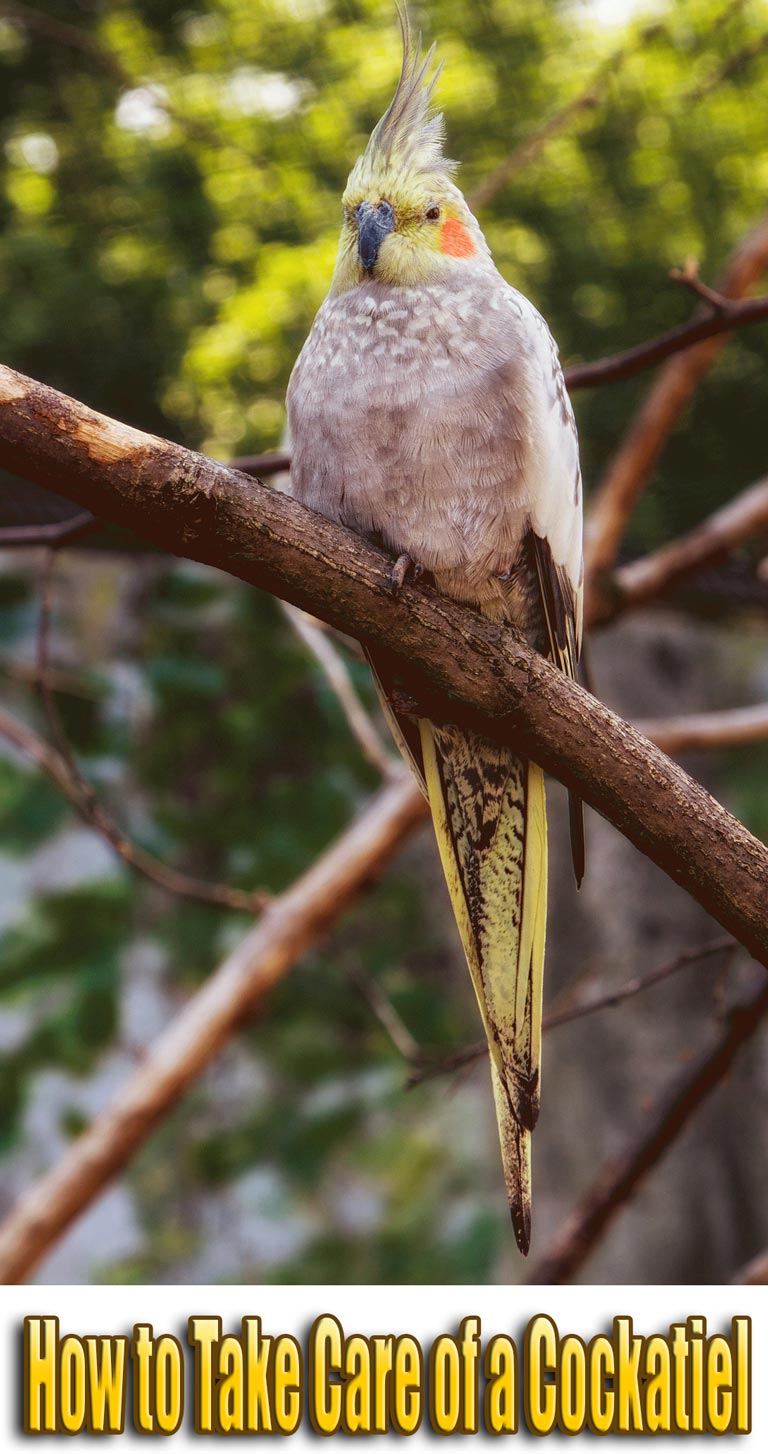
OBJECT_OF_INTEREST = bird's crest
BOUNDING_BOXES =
[348,7,455,190]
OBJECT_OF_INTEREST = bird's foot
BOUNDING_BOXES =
[494,565,515,583]
[390,552,423,597]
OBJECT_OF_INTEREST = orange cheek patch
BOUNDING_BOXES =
[440,218,476,258]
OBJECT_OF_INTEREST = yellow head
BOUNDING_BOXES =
[331,11,488,294]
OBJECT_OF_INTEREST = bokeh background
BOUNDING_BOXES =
[1,0,767,1284]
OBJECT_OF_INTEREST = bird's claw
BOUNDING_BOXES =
[390,553,423,596]
[494,565,515,582]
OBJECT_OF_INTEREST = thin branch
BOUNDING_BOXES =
[543,936,734,1029]
[686,29,768,102]
[525,972,768,1283]
[669,259,730,312]
[468,21,665,212]
[0,772,425,1283]
[468,92,600,212]
[0,557,271,915]
[0,655,101,699]
[283,603,396,777]
[407,937,734,1087]
[732,1247,768,1285]
[347,963,421,1062]
[592,473,768,625]
[0,701,96,801]
[0,1,127,80]
[567,288,768,394]
[0,0,250,163]
[230,451,292,479]
[584,212,768,590]
[1,365,767,963]
[0,511,96,549]
[0,698,271,916]
[637,703,768,755]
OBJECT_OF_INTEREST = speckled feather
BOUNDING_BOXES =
[289,276,582,623]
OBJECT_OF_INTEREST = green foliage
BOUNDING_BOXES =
[0,759,68,853]
[1,0,767,1280]
[0,882,130,1148]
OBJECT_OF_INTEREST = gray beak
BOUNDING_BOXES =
[356,200,395,272]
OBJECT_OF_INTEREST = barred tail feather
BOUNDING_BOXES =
[419,720,547,1254]
[491,1058,532,1255]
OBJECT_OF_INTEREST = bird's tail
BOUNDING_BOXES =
[419,720,547,1254]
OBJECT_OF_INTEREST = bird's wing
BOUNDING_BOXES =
[511,292,585,884]
[517,293,584,656]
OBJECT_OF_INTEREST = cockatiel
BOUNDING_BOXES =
[287,13,584,1253]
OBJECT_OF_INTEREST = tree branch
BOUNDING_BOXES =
[0,0,127,80]
[347,963,422,1062]
[585,213,768,588]
[0,700,270,916]
[283,603,396,777]
[229,450,292,479]
[0,511,96,549]
[592,474,768,624]
[686,29,768,102]
[733,1247,768,1284]
[467,21,664,212]
[0,770,425,1283]
[0,364,767,961]
[468,93,600,213]
[6,305,768,559]
[636,703,768,755]
[525,971,768,1283]
[569,289,768,396]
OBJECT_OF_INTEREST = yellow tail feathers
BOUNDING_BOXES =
[419,720,547,1254]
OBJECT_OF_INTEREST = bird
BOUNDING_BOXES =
[287,10,584,1254]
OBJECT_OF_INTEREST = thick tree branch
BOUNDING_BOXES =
[585,213,768,587]
[525,971,768,1283]
[5,295,768,557]
[0,771,426,1283]
[0,364,767,962]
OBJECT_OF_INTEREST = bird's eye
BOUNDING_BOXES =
[426,205,441,222]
